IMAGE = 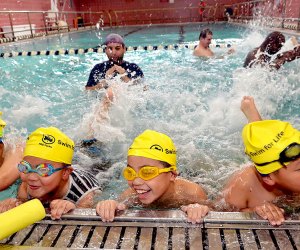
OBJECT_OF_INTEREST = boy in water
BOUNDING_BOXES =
[96,130,209,224]
[0,127,101,219]
[222,96,300,225]
[244,31,300,69]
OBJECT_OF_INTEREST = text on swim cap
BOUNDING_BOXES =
[249,131,284,157]
[150,144,176,154]
[58,140,74,150]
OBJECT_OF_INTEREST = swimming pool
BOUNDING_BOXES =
[0,23,299,200]
[0,23,246,53]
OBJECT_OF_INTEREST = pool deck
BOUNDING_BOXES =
[1,209,300,249]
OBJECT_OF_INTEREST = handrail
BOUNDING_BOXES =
[221,0,299,31]
[0,10,111,41]
[111,6,217,26]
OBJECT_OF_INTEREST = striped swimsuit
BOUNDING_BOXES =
[63,168,101,204]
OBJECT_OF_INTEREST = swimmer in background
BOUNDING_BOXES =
[96,130,210,224]
[0,127,101,219]
[222,96,300,225]
[193,28,235,57]
[243,31,300,69]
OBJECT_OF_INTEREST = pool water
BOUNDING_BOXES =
[0,23,299,201]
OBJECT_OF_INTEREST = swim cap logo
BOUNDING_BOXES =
[42,134,55,144]
[150,144,163,152]
[149,144,176,154]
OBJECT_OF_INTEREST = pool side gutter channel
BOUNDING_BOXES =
[1,209,300,249]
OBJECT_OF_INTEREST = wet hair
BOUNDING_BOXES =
[260,31,285,54]
[199,28,213,40]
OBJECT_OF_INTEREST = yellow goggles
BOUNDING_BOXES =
[123,166,177,181]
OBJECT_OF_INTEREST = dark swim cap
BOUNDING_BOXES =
[104,33,124,46]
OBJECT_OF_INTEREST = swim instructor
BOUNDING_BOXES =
[85,33,144,90]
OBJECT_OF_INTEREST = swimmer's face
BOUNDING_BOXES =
[269,158,300,192]
[126,156,176,205]
[105,42,125,63]
[201,34,213,48]
[20,156,71,200]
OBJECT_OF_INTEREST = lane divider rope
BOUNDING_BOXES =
[0,43,233,58]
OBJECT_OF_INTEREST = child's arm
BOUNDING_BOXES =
[49,199,76,220]
[240,96,262,123]
[0,198,21,213]
[181,203,209,224]
[176,179,210,223]
[242,203,284,226]
[96,188,135,222]
[0,145,23,191]
[96,200,126,222]
[221,168,250,211]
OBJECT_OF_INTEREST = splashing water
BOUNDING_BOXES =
[0,24,299,200]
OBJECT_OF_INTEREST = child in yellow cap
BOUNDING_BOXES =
[96,130,209,224]
[0,127,101,219]
[222,96,300,226]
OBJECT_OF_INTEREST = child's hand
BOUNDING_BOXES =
[0,198,21,213]
[254,202,284,225]
[50,199,76,220]
[96,200,126,222]
[181,203,209,224]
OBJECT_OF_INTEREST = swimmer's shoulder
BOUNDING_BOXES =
[175,177,207,199]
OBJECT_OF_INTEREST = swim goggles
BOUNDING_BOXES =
[254,143,300,167]
[123,165,177,181]
[18,160,66,177]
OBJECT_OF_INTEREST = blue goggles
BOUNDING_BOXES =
[18,160,66,177]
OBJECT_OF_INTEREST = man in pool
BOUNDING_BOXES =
[0,127,101,219]
[193,28,214,57]
[85,33,144,90]
[193,28,235,57]
[222,96,300,225]
[243,31,300,69]
[96,129,210,224]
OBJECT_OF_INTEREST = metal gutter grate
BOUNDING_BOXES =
[1,209,299,249]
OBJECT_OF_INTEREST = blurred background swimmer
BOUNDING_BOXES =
[96,130,210,224]
[243,31,300,69]
[0,127,101,219]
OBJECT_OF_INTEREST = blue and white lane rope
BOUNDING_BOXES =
[0,43,233,58]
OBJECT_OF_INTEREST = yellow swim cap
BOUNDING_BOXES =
[0,112,6,138]
[242,120,300,174]
[24,127,74,165]
[128,130,177,167]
